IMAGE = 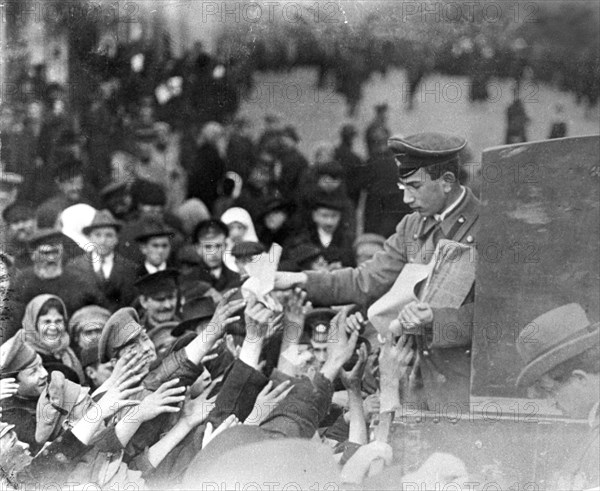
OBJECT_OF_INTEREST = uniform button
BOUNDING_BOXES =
[413,234,418,240]
[458,216,465,224]
[55,453,68,463]
[465,350,471,355]
[42,450,49,456]
[423,350,429,356]
[467,235,474,243]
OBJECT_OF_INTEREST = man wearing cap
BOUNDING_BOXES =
[1,203,36,269]
[35,157,95,227]
[0,334,49,453]
[189,219,241,294]
[365,103,391,160]
[133,218,176,279]
[134,269,180,332]
[69,209,137,311]
[11,229,107,324]
[276,132,479,408]
[100,181,135,221]
[515,304,599,490]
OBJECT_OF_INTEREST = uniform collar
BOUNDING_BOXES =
[434,186,466,223]
[418,187,479,241]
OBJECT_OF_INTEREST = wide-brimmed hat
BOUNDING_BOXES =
[82,209,121,235]
[516,303,600,387]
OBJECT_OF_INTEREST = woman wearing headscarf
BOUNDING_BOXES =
[21,294,85,384]
[220,207,260,272]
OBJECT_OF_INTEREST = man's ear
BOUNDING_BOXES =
[84,366,95,379]
[441,171,457,186]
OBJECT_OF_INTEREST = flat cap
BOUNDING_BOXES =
[26,228,64,249]
[68,305,111,338]
[134,218,174,242]
[0,333,37,378]
[231,241,265,259]
[83,209,121,235]
[99,307,144,363]
[389,132,467,179]
[134,269,179,298]
[193,219,229,241]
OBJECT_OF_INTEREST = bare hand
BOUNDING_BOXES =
[363,393,381,417]
[283,287,312,328]
[379,335,414,386]
[327,308,360,368]
[180,381,219,428]
[136,379,186,423]
[202,414,240,448]
[207,289,246,337]
[0,378,19,400]
[244,294,276,342]
[245,380,293,425]
[340,343,368,392]
[397,301,433,334]
[95,355,146,419]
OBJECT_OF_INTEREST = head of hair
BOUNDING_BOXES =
[38,298,67,322]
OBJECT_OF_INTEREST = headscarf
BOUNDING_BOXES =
[220,207,259,272]
[21,294,84,384]
[59,204,97,248]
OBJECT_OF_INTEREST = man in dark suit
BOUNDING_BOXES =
[187,219,241,298]
[133,218,176,280]
[68,209,137,312]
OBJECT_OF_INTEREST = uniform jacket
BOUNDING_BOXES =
[304,187,480,409]
[0,394,39,453]
[69,253,138,312]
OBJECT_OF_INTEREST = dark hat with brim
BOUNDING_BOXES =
[83,209,121,235]
[27,228,64,249]
[258,198,295,220]
[134,269,179,298]
[134,219,174,242]
[389,132,467,179]
[516,303,600,388]
[2,203,35,224]
[172,296,216,337]
[193,218,229,241]
[289,244,324,270]
[231,241,265,259]
[100,181,130,200]
[311,195,345,212]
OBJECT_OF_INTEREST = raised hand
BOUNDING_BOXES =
[362,352,380,395]
[379,335,415,386]
[283,287,312,328]
[95,351,147,398]
[321,308,359,381]
[244,294,275,342]
[94,356,146,419]
[245,380,293,426]
[0,377,19,400]
[179,382,218,429]
[340,343,368,393]
[135,379,186,423]
[202,414,240,448]
[206,288,246,337]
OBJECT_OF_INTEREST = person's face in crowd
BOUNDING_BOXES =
[399,168,450,217]
[8,217,36,243]
[107,193,133,218]
[139,204,164,220]
[89,227,118,257]
[152,330,177,360]
[77,323,104,351]
[26,101,43,124]
[317,175,342,193]
[310,341,329,367]
[264,210,287,232]
[228,221,247,244]
[36,308,66,345]
[16,355,48,398]
[309,255,329,272]
[355,242,384,266]
[249,163,271,190]
[140,236,171,267]
[31,243,63,279]
[57,174,84,202]
[0,428,33,474]
[196,233,226,269]
[533,371,600,420]
[312,207,341,235]
[84,361,113,389]
[0,184,18,210]
[140,290,177,325]
[0,260,10,305]
[117,330,157,370]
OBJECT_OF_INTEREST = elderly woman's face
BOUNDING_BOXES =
[37,308,66,344]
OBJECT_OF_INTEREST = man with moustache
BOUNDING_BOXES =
[134,269,181,332]
[11,229,107,323]
[275,133,479,409]
[0,334,49,454]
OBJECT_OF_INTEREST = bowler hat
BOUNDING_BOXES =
[516,303,600,388]
[134,218,174,242]
[27,228,64,249]
[389,132,467,179]
[193,218,229,242]
[311,194,345,212]
[134,269,179,298]
[172,296,216,337]
[82,209,121,235]
[99,307,144,363]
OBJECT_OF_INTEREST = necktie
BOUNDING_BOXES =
[97,256,107,281]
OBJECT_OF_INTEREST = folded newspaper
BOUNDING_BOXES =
[367,239,476,336]
[241,243,283,312]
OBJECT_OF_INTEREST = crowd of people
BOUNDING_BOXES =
[1,78,598,489]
